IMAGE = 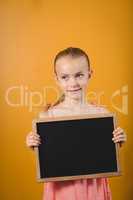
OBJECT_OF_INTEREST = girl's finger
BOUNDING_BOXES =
[113,134,126,139]
[29,138,41,143]
[113,128,123,134]
[27,137,41,144]
[112,135,127,143]
[114,132,127,139]
[27,140,41,146]
[30,143,40,147]
[31,133,40,137]
[29,135,40,140]
[113,137,125,142]
[113,132,125,137]
[113,139,125,143]
[28,132,40,137]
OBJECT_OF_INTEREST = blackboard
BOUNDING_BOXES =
[32,113,121,182]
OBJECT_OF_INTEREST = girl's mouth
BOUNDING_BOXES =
[67,88,81,92]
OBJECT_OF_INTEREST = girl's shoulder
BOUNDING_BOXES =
[38,104,52,118]
[38,110,49,118]
[87,103,109,114]
[38,104,63,118]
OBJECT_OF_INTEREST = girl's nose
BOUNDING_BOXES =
[69,77,78,87]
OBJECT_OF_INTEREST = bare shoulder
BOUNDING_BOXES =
[38,104,57,118]
[39,106,62,118]
[86,103,110,114]
[38,111,49,118]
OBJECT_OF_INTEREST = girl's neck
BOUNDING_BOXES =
[59,95,88,109]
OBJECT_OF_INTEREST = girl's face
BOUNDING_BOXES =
[55,55,90,100]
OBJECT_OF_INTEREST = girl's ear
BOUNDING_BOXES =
[88,69,93,78]
[54,75,59,85]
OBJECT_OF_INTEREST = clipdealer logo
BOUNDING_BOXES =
[5,85,60,112]
[86,85,128,115]
[111,85,128,115]
[5,85,128,115]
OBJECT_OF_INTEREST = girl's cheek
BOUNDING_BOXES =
[79,79,89,86]
[58,82,68,91]
[57,79,67,87]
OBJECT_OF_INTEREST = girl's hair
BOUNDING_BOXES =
[54,47,90,74]
[44,47,91,112]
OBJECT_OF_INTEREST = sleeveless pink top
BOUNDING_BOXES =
[40,104,112,200]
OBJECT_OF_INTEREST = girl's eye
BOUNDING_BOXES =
[75,74,84,78]
[61,76,68,80]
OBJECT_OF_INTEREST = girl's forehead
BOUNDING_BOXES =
[55,56,89,74]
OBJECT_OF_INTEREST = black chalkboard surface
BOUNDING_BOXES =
[32,113,121,182]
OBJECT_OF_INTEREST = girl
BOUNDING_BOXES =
[26,47,127,200]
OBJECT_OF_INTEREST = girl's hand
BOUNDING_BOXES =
[26,131,41,148]
[112,127,127,147]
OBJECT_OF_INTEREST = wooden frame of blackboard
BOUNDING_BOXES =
[32,113,121,182]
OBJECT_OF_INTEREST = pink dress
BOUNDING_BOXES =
[40,104,112,200]
[43,178,111,200]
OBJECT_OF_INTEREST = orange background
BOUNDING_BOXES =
[0,1,132,200]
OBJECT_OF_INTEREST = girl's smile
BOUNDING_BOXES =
[67,88,82,92]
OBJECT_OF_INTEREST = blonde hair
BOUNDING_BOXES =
[44,94,65,111]
[44,47,90,111]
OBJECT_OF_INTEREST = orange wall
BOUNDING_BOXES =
[0,1,132,200]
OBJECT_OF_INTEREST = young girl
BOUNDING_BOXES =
[26,47,127,200]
